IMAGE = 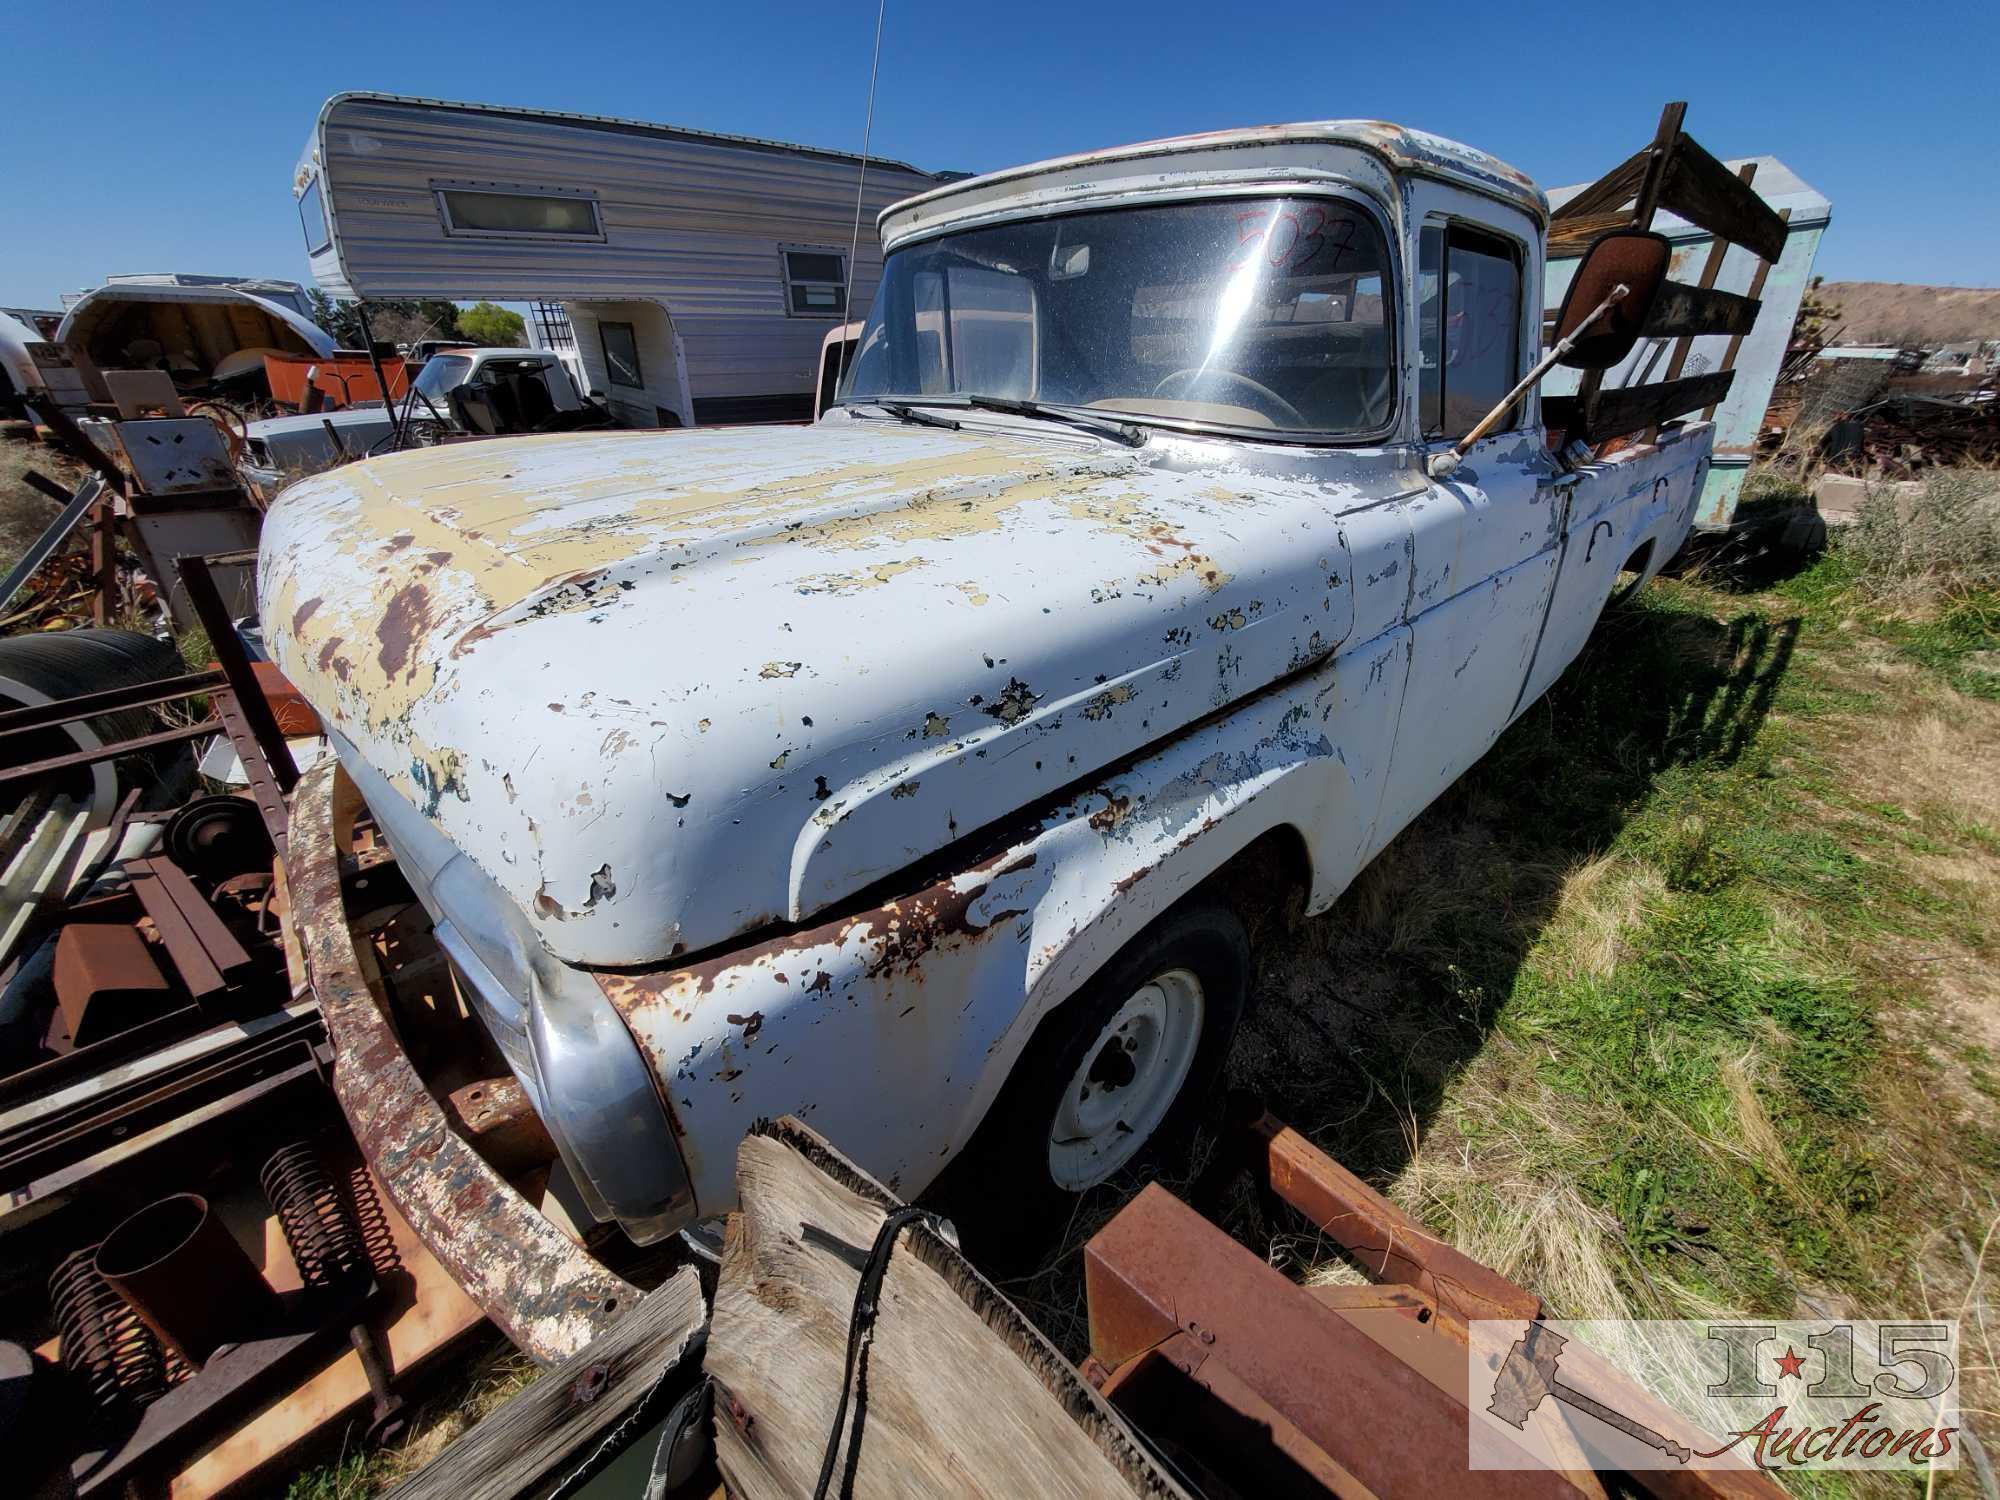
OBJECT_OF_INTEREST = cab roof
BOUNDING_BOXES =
[880,120,1546,241]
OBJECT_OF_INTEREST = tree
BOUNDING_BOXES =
[303,290,462,350]
[456,301,526,347]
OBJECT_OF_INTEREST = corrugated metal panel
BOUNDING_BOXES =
[305,95,937,405]
[1543,155,1832,529]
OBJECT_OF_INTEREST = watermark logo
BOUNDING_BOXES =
[1468,1319,1961,1473]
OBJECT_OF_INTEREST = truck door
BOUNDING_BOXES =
[1370,206,1564,843]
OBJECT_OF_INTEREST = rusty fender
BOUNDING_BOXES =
[597,622,1411,1215]
[287,756,637,1365]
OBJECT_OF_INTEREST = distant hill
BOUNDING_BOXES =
[1817,282,2000,347]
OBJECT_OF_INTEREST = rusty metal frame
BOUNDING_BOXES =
[1090,1111,1789,1500]
[1083,1183,1586,1498]
[177,550,298,854]
[285,755,638,1364]
[1236,1102,1541,1334]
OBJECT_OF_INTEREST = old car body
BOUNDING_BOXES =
[242,347,587,476]
[264,121,1708,1289]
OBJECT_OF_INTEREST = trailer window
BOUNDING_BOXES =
[600,323,643,388]
[783,248,848,318]
[299,179,330,255]
[1419,224,1523,440]
[436,186,602,239]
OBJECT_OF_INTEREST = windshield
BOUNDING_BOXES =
[841,197,1395,437]
[412,355,474,401]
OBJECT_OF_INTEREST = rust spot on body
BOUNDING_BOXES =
[377,582,433,680]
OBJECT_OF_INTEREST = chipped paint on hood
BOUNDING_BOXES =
[259,414,1391,965]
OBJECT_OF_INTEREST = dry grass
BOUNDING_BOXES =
[1842,468,2000,601]
[283,1340,536,1500]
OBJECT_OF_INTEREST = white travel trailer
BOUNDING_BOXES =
[293,93,947,428]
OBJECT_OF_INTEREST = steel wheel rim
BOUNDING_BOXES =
[1047,967,1205,1191]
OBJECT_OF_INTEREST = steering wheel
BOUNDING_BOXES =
[1151,367,1306,428]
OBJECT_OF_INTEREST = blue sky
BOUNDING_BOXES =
[3,1,1992,310]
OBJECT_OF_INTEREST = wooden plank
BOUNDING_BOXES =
[1630,101,1689,230]
[1549,146,1650,223]
[709,1119,1188,1500]
[1575,105,1685,429]
[1706,207,1793,423]
[1660,135,1788,263]
[1641,282,1762,340]
[1546,211,1642,260]
[1546,371,1737,443]
[1648,163,1760,446]
[378,1268,706,1500]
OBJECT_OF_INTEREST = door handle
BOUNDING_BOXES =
[1584,518,1615,563]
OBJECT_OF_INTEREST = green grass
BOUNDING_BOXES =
[1232,548,1999,1428]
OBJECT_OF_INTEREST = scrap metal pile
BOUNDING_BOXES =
[1758,358,1997,480]
[1817,386,1999,477]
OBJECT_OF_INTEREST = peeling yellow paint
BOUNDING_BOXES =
[1080,684,1136,721]
[796,558,932,595]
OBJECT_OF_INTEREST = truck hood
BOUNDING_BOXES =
[258,415,1384,966]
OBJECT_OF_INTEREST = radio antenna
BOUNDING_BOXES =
[836,0,887,395]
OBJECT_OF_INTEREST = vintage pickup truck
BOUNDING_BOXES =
[265,116,1781,1355]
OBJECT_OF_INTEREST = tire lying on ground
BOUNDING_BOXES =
[934,900,1250,1262]
[0,628,188,821]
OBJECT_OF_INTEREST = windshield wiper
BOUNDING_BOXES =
[850,400,962,432]
[961,395,1146,448]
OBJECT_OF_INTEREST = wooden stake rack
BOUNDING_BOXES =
[1542,102,1790,447]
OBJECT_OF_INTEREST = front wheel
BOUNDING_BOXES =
[938,903,1249,1254]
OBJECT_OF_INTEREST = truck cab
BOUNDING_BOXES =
[268,121,1720,1310]
[242,346,591,476]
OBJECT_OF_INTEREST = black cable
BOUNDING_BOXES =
[812,1206,941,1500]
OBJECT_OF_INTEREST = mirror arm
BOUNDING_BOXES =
[1427,284,1629,479]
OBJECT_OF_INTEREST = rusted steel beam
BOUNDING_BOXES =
[0,669,224,737]
[1084,1184,1582,1498]
[128,856,255,984]
[0,718,221,788]
[177,552,299,793]
[1239,1106,1541,1330]
[286,757,638,1365]
[1095,1335,1372,1497]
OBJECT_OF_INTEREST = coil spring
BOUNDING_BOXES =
[261,1141,371,1293]
[49,1246,171,1418]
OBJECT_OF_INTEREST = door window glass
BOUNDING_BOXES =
[1419,225,1522,440]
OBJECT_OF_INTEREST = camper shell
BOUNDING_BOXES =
[294,92,947,428]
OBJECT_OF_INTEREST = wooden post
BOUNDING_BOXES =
[1646,161,1757,443]
[1577,102,1686,438]
[1704,207,1793,424]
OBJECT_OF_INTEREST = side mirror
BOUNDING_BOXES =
[1553,230,1671,371]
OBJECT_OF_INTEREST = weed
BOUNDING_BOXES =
[1841,467,2000,599]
